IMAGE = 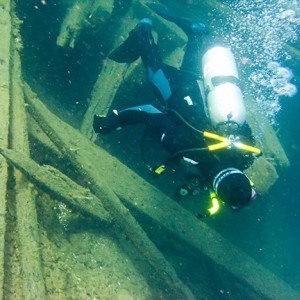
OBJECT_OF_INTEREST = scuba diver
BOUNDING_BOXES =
[93,3,261,217]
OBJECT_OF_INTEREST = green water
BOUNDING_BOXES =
[15,0,300,298]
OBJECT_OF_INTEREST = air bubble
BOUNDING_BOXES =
[267,61,280,71]
[277,9,296,20]
[274,83,297,97]
[275,67,293,80]
[217,0,299,123]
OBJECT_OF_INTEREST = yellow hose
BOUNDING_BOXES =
[233,142,261,155]
[204,131,261,155]
[208,141,229,151]
[203,131,227,141]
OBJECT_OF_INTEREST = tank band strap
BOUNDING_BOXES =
[211,75,239,87]
[213,167,243,193]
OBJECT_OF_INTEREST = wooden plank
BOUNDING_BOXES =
[246,97,290,168]
[24,83,197,300]
[122,196,300,300]
[56,0,114,48]
[80,2,143,138]
[245,157,279,194]
[9,11,46,297]
[80,60,133,139]
[28,115,62,157]
[0,148,112,225]
[0,0,12,297]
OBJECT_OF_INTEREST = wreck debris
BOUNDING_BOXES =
[80,1,147,138]
[80,0,188,139]
[28,114,62,158]
[80,60,134,139]
[7,9,47,299]
[24,83,196,299]
[0,0,11,297]
[0,3,45,298]
[56,0,114,48]
[10,14,46,300]
[0,148,112,225]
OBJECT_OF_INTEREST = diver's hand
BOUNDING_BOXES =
[93,115,112,134]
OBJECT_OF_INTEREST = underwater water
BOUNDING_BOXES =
[220,0,299,122]
[219,0,300,286]
[211,0,300,285]
[14,0,300,298]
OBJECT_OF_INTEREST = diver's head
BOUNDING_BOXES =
[213,168,253,209]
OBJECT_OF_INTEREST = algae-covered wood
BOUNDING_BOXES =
[0,0,12,297]
[24,83,196,299]
[21,83,300,299]
[56,0,113,48]
[9,11,46,298]
[0,148,112,225]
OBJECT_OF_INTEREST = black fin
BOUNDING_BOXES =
[109,20,153,63]
[108,31,140,63]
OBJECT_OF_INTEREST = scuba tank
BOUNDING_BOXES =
[202,46,246,128]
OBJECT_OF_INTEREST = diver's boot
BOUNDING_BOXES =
[109,18,153,63]
[147,3,208,37]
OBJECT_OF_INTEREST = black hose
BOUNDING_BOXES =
[164,146,209,166]
[166,108,204,135]
[140,109,211,171]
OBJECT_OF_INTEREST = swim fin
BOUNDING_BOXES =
[146,2,208,36]
[108,30,140,63]
[109,18,153,63]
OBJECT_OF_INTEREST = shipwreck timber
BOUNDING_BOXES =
[0,0,11,297]
[0,0,299,298]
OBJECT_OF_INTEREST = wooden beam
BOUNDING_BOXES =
[246,97,290,168]
[56,0,115,48]
[0,0,12,297]
[80,60,134,139]
[8,10,46,298]
[24,83,197,300]
[80,2,144,138]
[28,115,61,157]
[0,148,112,225]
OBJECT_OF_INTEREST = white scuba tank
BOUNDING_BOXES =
[202,46,246,128]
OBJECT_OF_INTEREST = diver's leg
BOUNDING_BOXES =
[147,2,209,77]
[109,18,180,103]
[180,34,206,77]
[109,18,162,68]
[93,105,166,135]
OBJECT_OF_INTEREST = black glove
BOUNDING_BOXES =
[94,111,123,134]
[93,115,113,134]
